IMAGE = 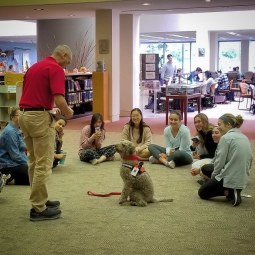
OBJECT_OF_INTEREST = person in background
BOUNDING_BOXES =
[160,54,177,85]
[0,107,29,185]
[52,115,67,168]
[235,66,242,80]
[19,44,74,221]
[176,68,185,83]
[215,72,235,101]
[203,71,216,94]
[148,110,193,169]
[198,114,253,207]
[79,113,116,165]
[8,64,15,72]
[191,126,222,183]
[121,108,152,160]
[187,67,202,83]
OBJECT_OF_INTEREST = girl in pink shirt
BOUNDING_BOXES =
[78,113,116,165]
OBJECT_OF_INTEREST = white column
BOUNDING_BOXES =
[195,29,210,71]
[241,40,249,72]
[209,31,218,72]
[119,14,140,117]
[95,10,120,122]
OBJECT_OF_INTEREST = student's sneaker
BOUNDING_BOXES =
[30,207,62,221]
[166,160,175,169]
[91,159,98,165]
[0,174,12,192]
[45,200,60,209]
[149,156,160,164]
[232,189,242,207]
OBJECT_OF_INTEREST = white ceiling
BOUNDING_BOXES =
[1,0,255,43]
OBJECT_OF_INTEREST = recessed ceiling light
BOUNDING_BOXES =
[142,3,151,6]
[33,8,44,11]
[205,0,211,2]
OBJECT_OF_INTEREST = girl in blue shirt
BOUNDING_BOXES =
[148,110,193,169]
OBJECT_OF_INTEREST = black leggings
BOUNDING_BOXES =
[198,177,225,199]
[0,164,29,185]
[201,163,214,178]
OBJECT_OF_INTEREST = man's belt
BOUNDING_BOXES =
[20,108,50,111]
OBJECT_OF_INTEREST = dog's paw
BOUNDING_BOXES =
[119,198,128,204]
[130,200,147,207]
[119,201,130,206]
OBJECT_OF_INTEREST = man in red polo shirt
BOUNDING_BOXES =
[19,44,73,221]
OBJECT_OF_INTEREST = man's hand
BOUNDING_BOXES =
[63,107,74,119]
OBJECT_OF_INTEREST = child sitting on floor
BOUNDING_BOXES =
[53,115,67,168]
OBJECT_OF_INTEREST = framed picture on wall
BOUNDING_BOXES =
[99,39,109,54]
[198,48,205,57]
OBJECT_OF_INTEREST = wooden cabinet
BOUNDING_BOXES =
[0,85,22,127]
[92,71,109,121]
[65,72,93,117]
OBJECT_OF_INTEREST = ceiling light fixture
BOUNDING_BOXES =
[142,3,151,6]
[205,0,211,2]
[33,8,44,11]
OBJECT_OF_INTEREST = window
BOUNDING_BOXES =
[249,41,255,72]
[140,42,195,74]
[218,41,241,73]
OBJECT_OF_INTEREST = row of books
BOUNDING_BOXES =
[65,91,93,105]
[65,78,93,92]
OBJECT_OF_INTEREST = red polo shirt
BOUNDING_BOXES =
[19,57,65,110]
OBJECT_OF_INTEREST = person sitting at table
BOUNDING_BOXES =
[175,68,186,84]
[215,73,235,101]
[0,107,29,185]
[187,67,202,83]
[203,71,216,94]
[148,110,193,169]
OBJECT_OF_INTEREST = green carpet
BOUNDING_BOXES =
[0,131,254,255]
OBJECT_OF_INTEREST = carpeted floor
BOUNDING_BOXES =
[0,131,255,255]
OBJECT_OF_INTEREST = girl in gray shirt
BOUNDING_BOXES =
[198,113,253,206]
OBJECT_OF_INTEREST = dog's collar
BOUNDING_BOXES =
[122,162,145,175]
[122,155,140,161]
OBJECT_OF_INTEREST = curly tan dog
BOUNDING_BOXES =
[116,140,173,206]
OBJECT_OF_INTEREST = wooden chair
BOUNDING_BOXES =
[238,82,253,110]
[242,71,254,84]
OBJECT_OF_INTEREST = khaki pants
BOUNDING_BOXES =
[19,111,55,212]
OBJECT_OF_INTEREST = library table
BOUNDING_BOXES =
[165,93,201,126]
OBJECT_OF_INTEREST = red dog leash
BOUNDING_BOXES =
[87,191,121,197]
